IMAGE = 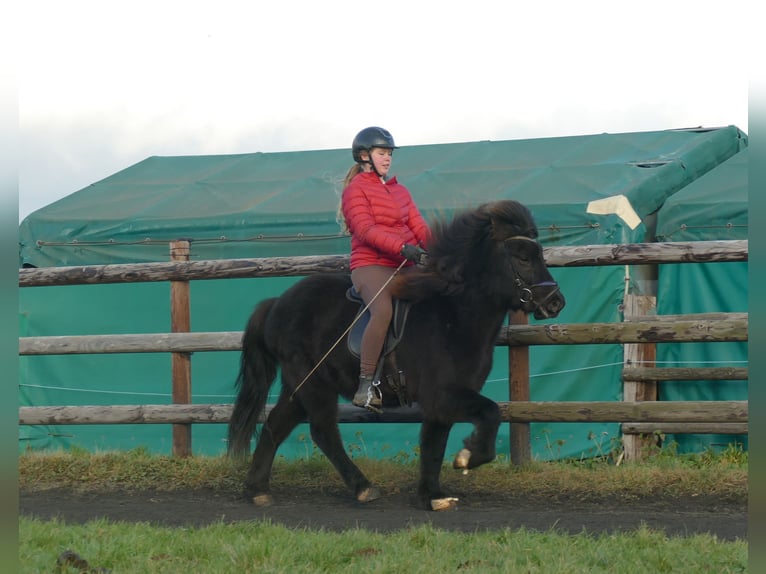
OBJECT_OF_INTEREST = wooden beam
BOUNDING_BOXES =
[19,255,351,286]
[19,400,748,426]
[170,240,192,458]
[542,240,747,267]
[508,310,530,465]
[622,293,657,462]
[19,240,747,287]
[500,315,747,345]
[19,404,237,425]
[18,313,748,355]
[497,401,748,423]
[623,367,748,381]
[19,332,244,355]
[622,422,748,435]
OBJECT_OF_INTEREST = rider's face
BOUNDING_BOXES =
[364,147,393,177]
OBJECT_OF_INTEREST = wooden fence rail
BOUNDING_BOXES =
[19,239,749,461]
[19,400,748,426]
[622,367,748,382]
[19,240,748,287]
[18,314,749,355]
[621,423,748,435]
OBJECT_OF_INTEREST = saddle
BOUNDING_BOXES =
[346,286,411,358]
[346,286,413,407]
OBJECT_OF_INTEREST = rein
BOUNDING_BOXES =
[290,258,408,401]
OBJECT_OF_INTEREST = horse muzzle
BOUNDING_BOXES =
[523,281,565,319]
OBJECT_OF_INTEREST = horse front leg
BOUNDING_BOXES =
[418,420,458,511]
[448,389,501,471]
[243,394,305,506]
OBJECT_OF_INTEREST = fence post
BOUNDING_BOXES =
[170,240,192,457]
[509,309,531,465]
[622,293,657,461]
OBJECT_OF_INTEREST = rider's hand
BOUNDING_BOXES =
[401,243,427,264]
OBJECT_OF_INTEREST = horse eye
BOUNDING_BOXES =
[506,238,537,263]
[510,244,531,262]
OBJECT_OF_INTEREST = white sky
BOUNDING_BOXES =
[17,0,749,222]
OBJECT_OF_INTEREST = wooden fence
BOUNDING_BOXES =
[18,239,749,462]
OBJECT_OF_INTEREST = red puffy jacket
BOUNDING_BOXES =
[342,171,431,270]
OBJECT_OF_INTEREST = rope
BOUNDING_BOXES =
[20,360,747,401]
[289,259,408,401]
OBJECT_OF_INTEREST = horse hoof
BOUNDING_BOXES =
[357,486,382,503]
[453,448,471,470]
[431,497,459,511]
[252,494,274,507]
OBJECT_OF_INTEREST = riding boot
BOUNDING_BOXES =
[352,374,382,409]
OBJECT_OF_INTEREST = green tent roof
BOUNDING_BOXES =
[19,125,747,267]
[656,147,747,242]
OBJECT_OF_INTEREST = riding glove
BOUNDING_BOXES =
[401,243,427,264]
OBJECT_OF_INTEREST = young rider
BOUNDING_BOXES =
[341,126,430,409]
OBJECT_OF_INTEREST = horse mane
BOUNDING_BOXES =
[390,200,538,302]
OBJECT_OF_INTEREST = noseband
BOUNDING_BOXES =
[517,280,560,308]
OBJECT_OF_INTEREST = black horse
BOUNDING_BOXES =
[227,200,565,511]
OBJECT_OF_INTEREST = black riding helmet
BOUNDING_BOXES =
[352,126,397,163]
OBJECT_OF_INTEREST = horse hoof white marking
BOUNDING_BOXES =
[252,494,274,507]
[431,497,459,511]
[453,448,471,470]
[357,486,382,503]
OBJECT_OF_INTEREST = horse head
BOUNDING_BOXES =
[391,200,565,319]
[501,234,565,319]
[485,201,565,319]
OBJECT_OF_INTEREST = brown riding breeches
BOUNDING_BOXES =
[350,265,410,377]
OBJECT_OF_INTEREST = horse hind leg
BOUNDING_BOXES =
[307,411,380,504]
[242,392,305,506]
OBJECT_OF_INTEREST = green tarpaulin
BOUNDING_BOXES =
[19,126,748,459]
[655,148,748,453]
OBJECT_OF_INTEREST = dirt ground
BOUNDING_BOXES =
[19,482,747,541]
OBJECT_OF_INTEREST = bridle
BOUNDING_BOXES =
[507,235,561,311]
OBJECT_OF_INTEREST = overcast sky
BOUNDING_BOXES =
[17,0,748,222]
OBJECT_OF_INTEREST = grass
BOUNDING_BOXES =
[18,442,748,501]
[18,444,749,573]
[20,518,747,574]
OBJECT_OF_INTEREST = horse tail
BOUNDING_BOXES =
[227,297,279,458]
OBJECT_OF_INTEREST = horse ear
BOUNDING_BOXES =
[486,200,534,241]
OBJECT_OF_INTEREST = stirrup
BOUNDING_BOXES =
[352,377,383,413]
[364,380,383,413]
